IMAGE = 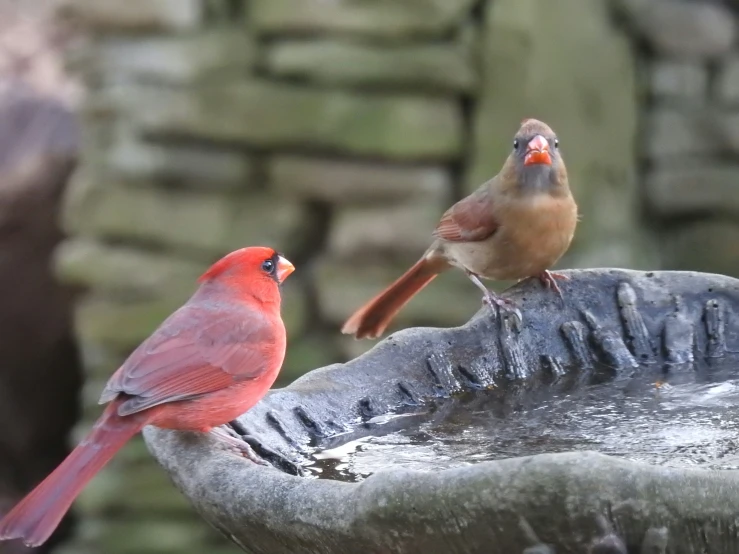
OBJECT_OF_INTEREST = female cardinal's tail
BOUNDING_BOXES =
[341,256,446,339]
[0,401,145,547]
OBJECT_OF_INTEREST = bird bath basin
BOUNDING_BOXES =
[308,371,739,482]
[144,269,739,554]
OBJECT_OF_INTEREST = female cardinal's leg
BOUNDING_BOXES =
[537,270,569,299]
[465,271,522,325]
[210,426,269,466]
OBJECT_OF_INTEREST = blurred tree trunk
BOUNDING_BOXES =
[0,82,83,554]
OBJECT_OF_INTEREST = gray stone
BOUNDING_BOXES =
[54,238,205,295]
[224,196,313,257]
[643,108,716,160]
[57,513,216,554]
[58,0,203,32]
[280,334,343,386]
[62,171,234,253]
[609,0,649,26]
[122,81,463,160]
[144,269,739,554]
[338,333,376,361]
[61,170,303,255]
[645,163,739,217]
[327,201,445,259]
[650,60,707,100]
[279,281,310,339]
[662,220,739,277]
[314,256,482,326]
[269,155,450,205]
[77,456,197,515]
[265,39,476,92]
[712,111,739,154]
[74,293,189,351]
[470,0,651,270]
[634,1,735,59]
[93,31,256,85]
[716,57,739,105]
[107,129,253,190]
[249,0,477,40]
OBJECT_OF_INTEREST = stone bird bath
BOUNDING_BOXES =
[143,269,739,553]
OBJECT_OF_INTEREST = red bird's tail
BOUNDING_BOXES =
[0,401,145,547]
[341,257,443,340]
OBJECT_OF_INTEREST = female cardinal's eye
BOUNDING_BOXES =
[513,139,519,150]
[261,259,274,273]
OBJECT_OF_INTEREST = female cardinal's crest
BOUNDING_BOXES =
[518,118,554,136]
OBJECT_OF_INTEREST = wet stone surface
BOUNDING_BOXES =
[307,364,739,481]
[222,269,739,474]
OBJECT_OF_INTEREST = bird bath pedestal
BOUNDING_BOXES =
[144,269,739,554]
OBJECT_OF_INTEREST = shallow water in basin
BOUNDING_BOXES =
[306,367,739,482]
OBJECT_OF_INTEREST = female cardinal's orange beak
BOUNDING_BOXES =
[276,256,295,283]
[524,135,552,166]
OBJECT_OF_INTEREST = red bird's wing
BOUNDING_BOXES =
[100,303,280,416]
[433,183,498,242]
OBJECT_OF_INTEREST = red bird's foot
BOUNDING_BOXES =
[211,426,270,466]
[227,420,305,476]
[537,270,568,300]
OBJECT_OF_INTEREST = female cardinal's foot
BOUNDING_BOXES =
[211,426,270,466]
[537,270,569,300]
[482,290,522,318]
[466,271,523,326]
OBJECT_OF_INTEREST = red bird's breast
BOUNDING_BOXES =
[147,371,281,432]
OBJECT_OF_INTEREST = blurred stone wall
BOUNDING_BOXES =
[44,0,739,553]
[617,0,739,277]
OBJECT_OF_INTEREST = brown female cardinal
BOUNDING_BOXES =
[0,246,295,547]
[342,118,578,339]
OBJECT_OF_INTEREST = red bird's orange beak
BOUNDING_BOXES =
[524,135,552,166]
[276,255,295,282]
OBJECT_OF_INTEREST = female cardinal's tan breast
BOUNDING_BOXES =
[444,191,577,281]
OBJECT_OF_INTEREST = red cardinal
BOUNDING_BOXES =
[342,118,578,339]
[0,246,295,547]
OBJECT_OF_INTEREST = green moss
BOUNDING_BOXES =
[266,39,476,92]
[249,0,477,40]
[129,81,463,161]
[55,239,203,295]
[75,294,187,351]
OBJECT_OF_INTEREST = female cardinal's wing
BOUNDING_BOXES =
[100,303,283,416]
[433,182,498,242]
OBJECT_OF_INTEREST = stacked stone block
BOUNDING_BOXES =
[618,0,739,276]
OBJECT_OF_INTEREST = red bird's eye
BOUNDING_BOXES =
[261,260,274,273]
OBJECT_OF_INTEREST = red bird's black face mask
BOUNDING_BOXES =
[261,252,295,285]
